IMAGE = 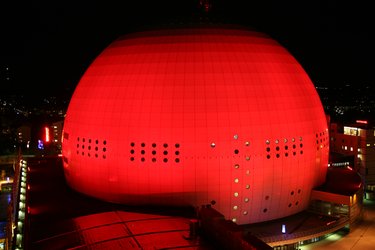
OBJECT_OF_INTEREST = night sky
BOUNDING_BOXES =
[1,1,374,97]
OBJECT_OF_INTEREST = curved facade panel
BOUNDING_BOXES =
[62,26,329,224]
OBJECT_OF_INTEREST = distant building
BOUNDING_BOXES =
[16,125,31,152]
[36,121,64,156]
[51,121,63,152]
[329,119,375,196]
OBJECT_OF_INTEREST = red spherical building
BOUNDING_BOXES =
[62,25,329,225]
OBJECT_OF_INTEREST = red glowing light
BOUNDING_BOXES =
[356,120,368,124]
[44,127,50,143]
[62,26,328,225]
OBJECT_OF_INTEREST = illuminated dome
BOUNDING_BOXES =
[62,25,329,225]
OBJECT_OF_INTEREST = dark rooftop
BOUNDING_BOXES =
[24,156,350,249]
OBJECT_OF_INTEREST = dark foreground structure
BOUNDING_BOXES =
[18,156,273,249]
[4,156,364,250]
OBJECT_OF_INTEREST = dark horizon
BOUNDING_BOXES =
[1,1,374,97]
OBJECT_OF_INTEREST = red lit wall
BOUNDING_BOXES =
[62,26,329,224]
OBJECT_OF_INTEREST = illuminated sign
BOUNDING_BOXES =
[282,224,286,234]
[37,140,44,150]
[44,127,50,143]
[356,120,368,124]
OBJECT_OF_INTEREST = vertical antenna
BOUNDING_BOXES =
[198,0,212,14]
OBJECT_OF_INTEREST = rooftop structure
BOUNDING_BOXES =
[329,119,375,198]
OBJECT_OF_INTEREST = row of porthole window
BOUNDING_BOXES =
[232,201,300,222]
[130,157,180,163]
[316,131,326,138]
[237,192,301,201]
[130,149,180,155]
[291,189,302,195]
[233,164,251,175]
[233,192,251,202]
[77,137,107,145]
[210,147,247,155]
[317,144,327,151]
[130,142,180,148]
[233,206,249,215]
[266,144,302,152]
[77,144,107,152]
[233,178,251,189]
[233,135,307,144]
[76,150,106,159]
[234,168,303,200]
[231,149,252,156]
[232,200,299,217]
[212,140,305,155]
[231,190,303,221]
[315,131,329,152]
[234,196,296,206]
[266,137,302,145]
[266,151,303,159]
[316,138,326,144]
[211,140,251,148]
[233,190,301,203]
[212,137,304,149]
[232,191,302,213]
[289,201,299,207]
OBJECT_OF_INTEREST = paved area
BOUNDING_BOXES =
[242,210,344,238]
[300,199,375,250]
